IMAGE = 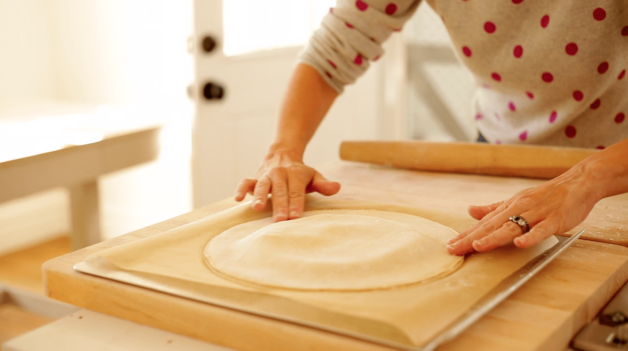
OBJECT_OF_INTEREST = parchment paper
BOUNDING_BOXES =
[76,196,557,347]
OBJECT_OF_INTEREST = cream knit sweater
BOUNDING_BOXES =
[299,0,628,148]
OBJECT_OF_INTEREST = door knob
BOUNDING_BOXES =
[201,36,217,53]
[203,82,225,100]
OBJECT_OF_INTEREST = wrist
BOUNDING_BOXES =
[574,148,627,201]
[266,142,305,163]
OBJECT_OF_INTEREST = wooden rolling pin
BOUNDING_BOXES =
[339,141,598,179]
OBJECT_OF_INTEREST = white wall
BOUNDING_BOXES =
[0,0,194,254]
[0,0,54,100]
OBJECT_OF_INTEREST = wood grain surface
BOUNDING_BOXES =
[43,161,628,351]
[323,162,628,246]
[340,141,598,179]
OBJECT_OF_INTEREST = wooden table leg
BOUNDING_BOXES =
[68,181,101,250]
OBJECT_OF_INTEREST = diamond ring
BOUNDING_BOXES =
[509,215,530,234]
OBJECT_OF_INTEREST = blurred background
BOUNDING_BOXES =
[0,0,475,343]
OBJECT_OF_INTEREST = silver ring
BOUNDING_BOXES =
[509,215,530,234]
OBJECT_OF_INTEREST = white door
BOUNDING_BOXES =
[192,0,407,207]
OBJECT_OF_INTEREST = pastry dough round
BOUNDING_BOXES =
[205,210,463,291]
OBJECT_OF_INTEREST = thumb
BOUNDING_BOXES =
[468,201,503,220]
[307,171,341,196]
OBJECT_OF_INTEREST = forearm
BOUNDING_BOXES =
[268,63,338,161]
[578,138,628,200]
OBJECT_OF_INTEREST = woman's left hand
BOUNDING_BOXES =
[446,165,601,255]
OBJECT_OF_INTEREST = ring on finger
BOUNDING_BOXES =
[508,215,530,234]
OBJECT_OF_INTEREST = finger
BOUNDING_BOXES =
[235,179,256,202]
[514,219,559,249]
[468,201,504,221]
[268,168,289,222]
[252,176,271,211]
[447,206,529,255]
[452,209,541,255]
[307,171,341,196]
[471,220,527,252]
[287,167,308,219]
[447,201,509,245]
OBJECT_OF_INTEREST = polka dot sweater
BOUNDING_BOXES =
[298,0,628,148]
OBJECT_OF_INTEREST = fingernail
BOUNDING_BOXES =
[447,238,458,244]
[290,210,299,218]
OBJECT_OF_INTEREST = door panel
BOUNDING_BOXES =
[193,0,395,207]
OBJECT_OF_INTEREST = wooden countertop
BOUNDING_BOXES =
[43,161,628,351]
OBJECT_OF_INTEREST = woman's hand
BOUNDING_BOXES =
[234,151,340,222]
[447,137,628,255]
[446,163,602,256]
[234,63,340,221]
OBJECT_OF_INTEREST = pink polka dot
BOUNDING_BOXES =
[491,72,502,81]
[354,54,363,65]
[513,45,523,58]
[565,43,578,55]
[590,98,601,109]
[462,46,472,57]
[392,28,402,32]
[541,72,553,83]
[598,62,609,74]
[593,8,606,21]
[495,113,501,121]
[484,21,496,34]
[549,110,557,123]
[385,3,397,15]
[327,60,337,69]
[619,70,626,80]
[325,71,332,79]
[622,26,628,36]
[519,130,528,141]
[541,15,550,28]
[565,126,577,138]
[616,112,625,123]
[475,113,484,121]
[329,7,334,13]
[495,140,502,144]
[370,37,376,42]
[573,90,584,101]
[373,55,380,61]
[596,145,605,150]
[482,84,491,89]
[512,0,524,4]
[508,102,516,111]
[345,22,354,29]
[356,0,368,11]
[441,16,445,23]
[526,91,534,99]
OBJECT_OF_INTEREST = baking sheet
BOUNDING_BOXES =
[75,196,557,348]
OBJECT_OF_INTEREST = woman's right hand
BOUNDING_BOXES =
[234,150,341,222]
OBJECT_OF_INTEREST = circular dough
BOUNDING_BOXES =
[205,210,463,291]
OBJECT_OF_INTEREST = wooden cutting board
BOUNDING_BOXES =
[43,161,628,351]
